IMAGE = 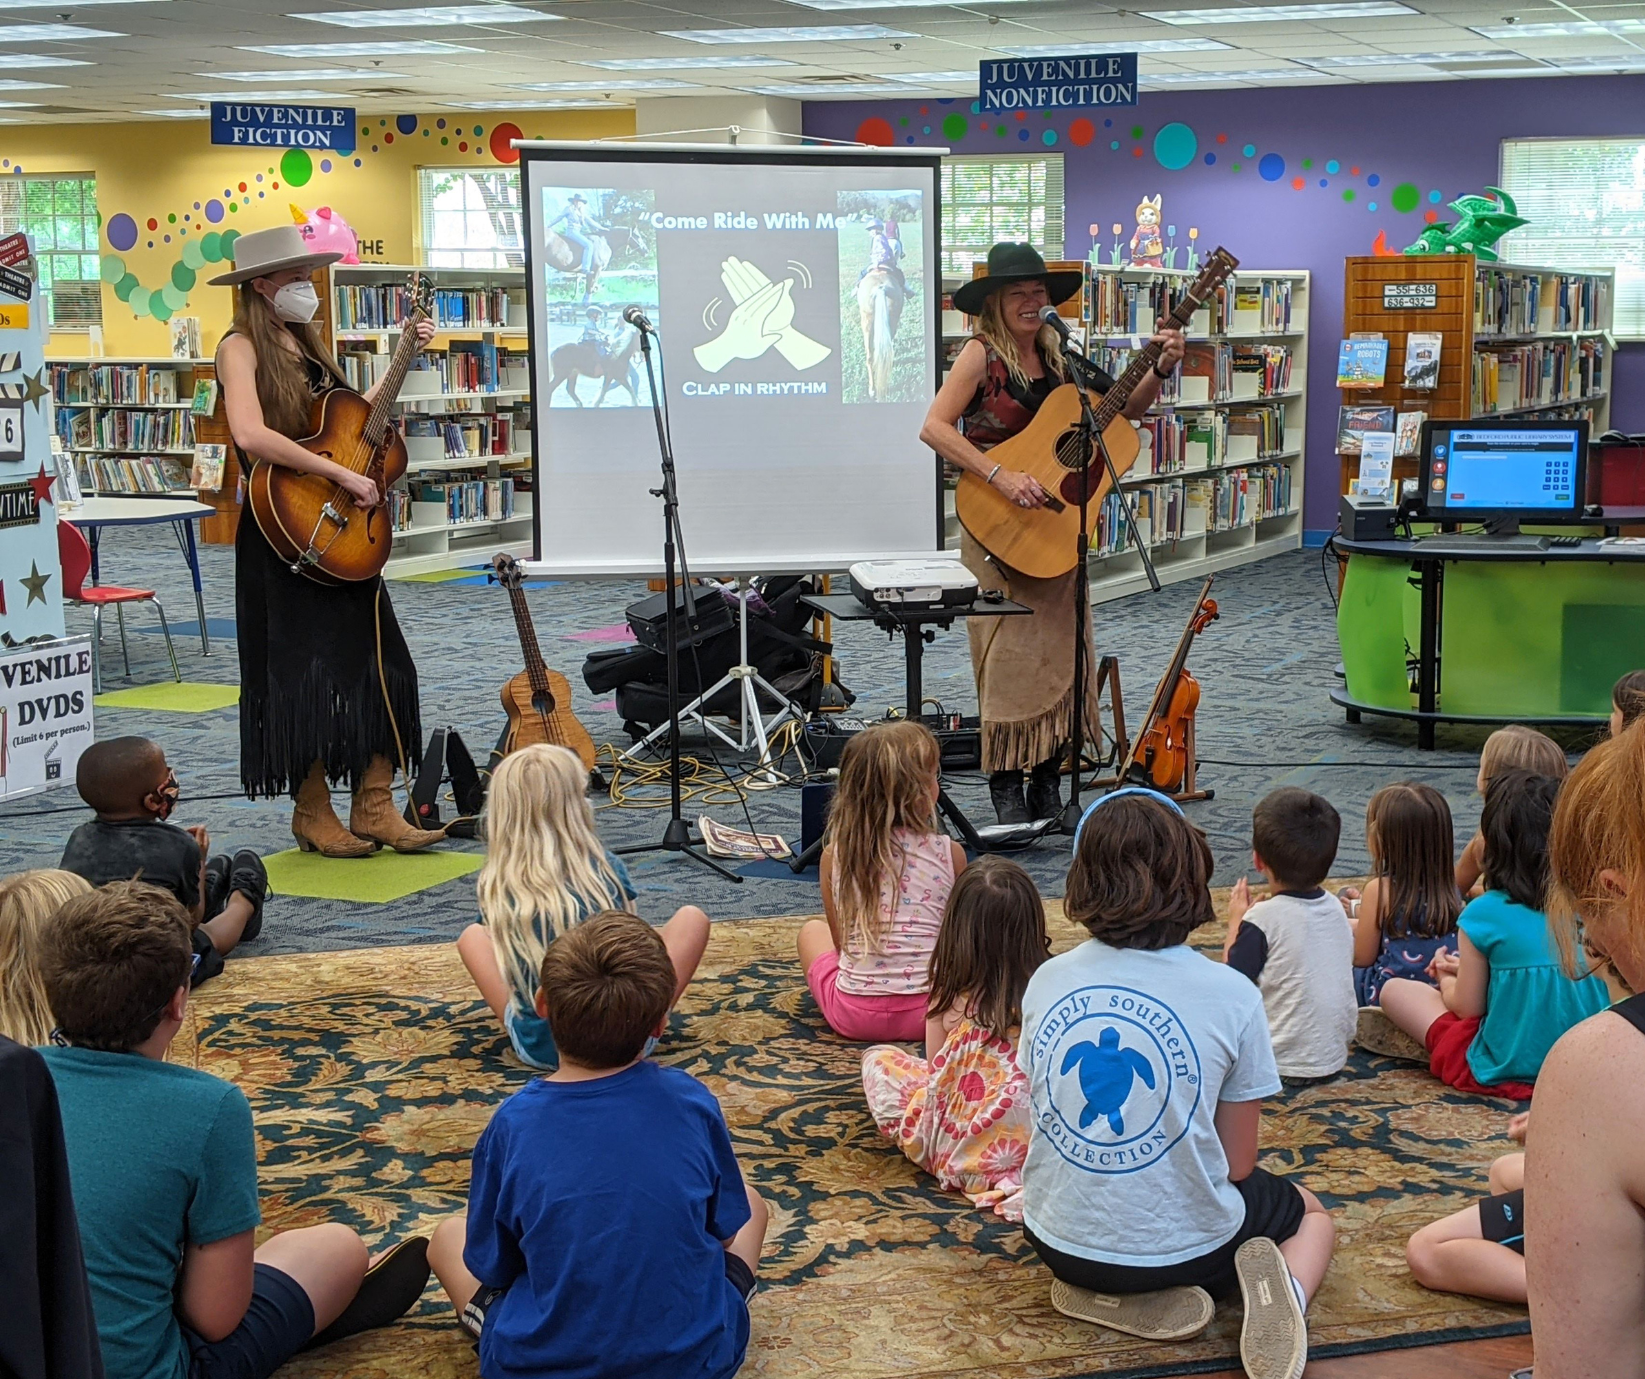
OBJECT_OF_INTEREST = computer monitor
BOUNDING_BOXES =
[1420,418,1590,526]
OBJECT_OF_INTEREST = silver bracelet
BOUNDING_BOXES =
[986,463,1002,485]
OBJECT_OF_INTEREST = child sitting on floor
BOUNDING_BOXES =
[38,880,431,1379]
[1223,787,1358,1080]
[0,869,92,1046]
[1020,788,1336,1379]
[1406,1112,1530,1305]
[1380,769,1611,1099]
[861,856,1049,1221]
[1611,669,1645,737]
[797,720,966,1042]
[59,735,269,984]
[455,743,708,1071]
[1352,783,1464,1007]
[429,910,769,1379]
[1455,725,1568,896]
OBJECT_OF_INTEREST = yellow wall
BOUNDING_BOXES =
[0,107,636,357]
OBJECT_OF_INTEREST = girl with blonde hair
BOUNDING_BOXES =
[797,720,967,1041]
[455,744,709,1069]
[0,868,92,1044]
[1455,724,1569,894]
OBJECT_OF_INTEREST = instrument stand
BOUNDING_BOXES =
[613,327,742,884]
[1058,346,1162,837]
[1070,655,1131,792]
[628,580,807,785]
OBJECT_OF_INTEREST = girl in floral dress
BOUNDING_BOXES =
[861,857,1050,1220]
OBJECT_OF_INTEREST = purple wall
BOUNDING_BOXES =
[803,74,1645,533]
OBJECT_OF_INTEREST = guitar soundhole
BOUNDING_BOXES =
[1054,426,1092,472]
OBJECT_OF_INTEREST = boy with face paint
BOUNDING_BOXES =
[59,735,269,982]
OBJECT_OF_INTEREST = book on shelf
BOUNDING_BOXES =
[1474,265,1611,336]
[1179,342,1230,404]
[76,453,193,494]
[190,443,227,491]
[50,361,183,406]
[1471,337,1606,413]
[50,435,81,507]
[1394,410,1427,457]
[191,378,219,418]
[1337,337,1388,389]
[1403,332,1442,389]
[86,408,194,451]
[334,282,521,332]
[169,316,202,360]
[1337,404,1396,454]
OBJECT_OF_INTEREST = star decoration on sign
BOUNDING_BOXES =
[21,559,50,606]
[28,463,53,505]
[20,368,47,410]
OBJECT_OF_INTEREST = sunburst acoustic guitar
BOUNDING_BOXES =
[954,247,1239,580]
[491,553,598,772]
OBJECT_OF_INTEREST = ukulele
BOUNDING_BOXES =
[491,553,597,772]
[1128,576,1218,795]
[954,247,1238,580]
[247,273,432,584]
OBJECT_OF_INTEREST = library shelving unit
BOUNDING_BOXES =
[324,261,535,578]
[1338,255,1613,498]
[47,357,210,498]
[940,262,1309,605]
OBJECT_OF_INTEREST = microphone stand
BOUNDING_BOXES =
[1056,334,1162,836]
[615,321,741,883]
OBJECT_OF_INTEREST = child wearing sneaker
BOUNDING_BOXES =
[59,736,269,982]
[1020,789,1335,1379]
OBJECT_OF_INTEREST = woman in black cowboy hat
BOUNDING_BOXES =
[920,243,1185,824]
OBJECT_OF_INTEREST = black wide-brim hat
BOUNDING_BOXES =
[952,242,1083,316]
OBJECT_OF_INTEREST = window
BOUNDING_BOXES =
[0,174,101,328]
[940,153,1065,280]
[1499,137,1645,338]
[418,167,523,269]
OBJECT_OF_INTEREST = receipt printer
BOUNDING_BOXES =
[1340,492,1400,543]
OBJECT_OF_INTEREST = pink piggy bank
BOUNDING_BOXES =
[293,204,359,264]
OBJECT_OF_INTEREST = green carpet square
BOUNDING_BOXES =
[95,682,241,713]
[262,846,482,903]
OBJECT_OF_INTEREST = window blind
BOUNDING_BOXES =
[417,167,524,269]
[940,154,1065,280]
[0,174,101,328]
[1499,137,1645,339]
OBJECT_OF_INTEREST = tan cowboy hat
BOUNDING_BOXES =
[207,223,345,286]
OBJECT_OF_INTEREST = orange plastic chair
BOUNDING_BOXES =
[57,519,180,693]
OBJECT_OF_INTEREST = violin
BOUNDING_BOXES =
[1129,577,1218,794]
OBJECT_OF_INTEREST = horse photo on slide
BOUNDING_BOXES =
[836,191,926,406]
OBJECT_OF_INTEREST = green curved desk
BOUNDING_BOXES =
[1334,535,1645,748]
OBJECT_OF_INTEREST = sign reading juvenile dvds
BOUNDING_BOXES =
[210,102,357,153]
[979,53,1137,112]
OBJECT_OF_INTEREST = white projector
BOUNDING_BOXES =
[848,559,979,610]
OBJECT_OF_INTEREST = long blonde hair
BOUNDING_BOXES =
[826,720,943,952]
[973,286,1068,391]
[477,745,628,1000]
[229,279,346,438]
[0,869,92,1045]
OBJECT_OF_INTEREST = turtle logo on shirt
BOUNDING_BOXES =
[1061,1027,1157,1134]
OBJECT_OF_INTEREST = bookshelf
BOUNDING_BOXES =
[1338,256,1614,499]
[940,263,1310,605]
[47,357,211,497]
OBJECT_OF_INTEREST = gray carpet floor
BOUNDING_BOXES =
[0,523,1602,955]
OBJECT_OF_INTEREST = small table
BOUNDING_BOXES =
[67,496,215,656]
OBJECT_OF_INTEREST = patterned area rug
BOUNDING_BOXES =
[177,900,1530,1379]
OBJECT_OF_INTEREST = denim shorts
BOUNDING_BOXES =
[186,1263,314,1379]
[504,1002,657,1071]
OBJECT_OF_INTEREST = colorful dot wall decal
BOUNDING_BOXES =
[1429,188,1443,203]
[1204,153,1216,165]
[107,213,137,251]
[1367,173,1380,187]
[396,113,417,135]
[320,159,332,173]
[1129,125,1143,139]
[1343,189,1355,202]
[1391,181,1420,213]
[1327,160,1340,174]
[1243,143,1256,158]
[1292,177,1305,190]
[205,199,224,223]
[1111,140,1120,150]
[1152,121,1197,170]
[1258,153,1285,182]
[1042,130,1057,146]
[941,113,967,140]
[1019,129,1030,142]
[489,121,523,163]
[1069,118,1094,146]
[146,217,157,231]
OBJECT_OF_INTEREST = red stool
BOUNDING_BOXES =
[57,519,180,693]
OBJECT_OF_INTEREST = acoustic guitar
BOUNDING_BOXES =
[248,273,432,585]
[954,247,1239,580]
[491,553,598,772]
[1128,575,1218,796]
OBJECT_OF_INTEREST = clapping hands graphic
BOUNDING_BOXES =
[694,256,831,374]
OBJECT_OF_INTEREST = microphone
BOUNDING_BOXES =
[1037,303,1072,342]
[622,305,654,332]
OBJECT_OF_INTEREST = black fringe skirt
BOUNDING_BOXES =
[235,512,423,798]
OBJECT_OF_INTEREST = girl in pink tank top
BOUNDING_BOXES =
[796,721,966,1043]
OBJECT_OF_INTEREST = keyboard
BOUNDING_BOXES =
[1416,534,1550,555]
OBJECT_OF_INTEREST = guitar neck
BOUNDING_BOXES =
[1090,269,1229,430]
[362,304,430,448]
[508,582,552,697]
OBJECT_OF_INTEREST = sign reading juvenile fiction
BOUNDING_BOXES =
[979,53,1137,112]
[210,102,357,153]
[1383,282,1438,310]
[0,636,93,799]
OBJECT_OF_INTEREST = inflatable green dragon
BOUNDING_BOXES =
[1403,187,1528,261]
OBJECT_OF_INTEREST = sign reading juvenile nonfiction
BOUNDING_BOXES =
[210,102,357,153]
[1383,282,1438,310]
[979,53,1137,112]
[0,636,93,800]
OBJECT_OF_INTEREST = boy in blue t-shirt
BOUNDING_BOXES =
[429,909,768,1379]
[38,881,430,1379]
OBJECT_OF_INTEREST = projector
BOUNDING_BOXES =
[848,559,979,610]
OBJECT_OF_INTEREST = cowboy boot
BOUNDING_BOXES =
[292,763,378,858]
[349,756,447,852]
[1027,756,1064,821]
[989,770,1029,825]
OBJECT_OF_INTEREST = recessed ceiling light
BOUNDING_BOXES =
[1543,52,1645,70]
[886,70,976,82]
[0,22,121,39]
[1301,49,1527,66]
[784,0,1031,8]
[292,4,559,26]
[140,107,209,116]
[0,77,59,87]
[1000,38,1232,54]
[239,39,483,54]
[510,78,701,89]
[576,55,796,68]
[1471,17,1645,37]
[662,24,912,43]
[743,81,915,94]
[178,89,356,102]
[1139,66,1339,81]
[1142,3,1416,24]
[0,52,91,64]
[0,0,157,5]
[440,97,617,107]
[210,68,413,80]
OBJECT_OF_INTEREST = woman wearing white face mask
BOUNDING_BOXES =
[213,224,445,856]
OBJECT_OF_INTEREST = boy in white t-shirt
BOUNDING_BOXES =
[1020,788,1336,1379]
[1222,788,1358,1080]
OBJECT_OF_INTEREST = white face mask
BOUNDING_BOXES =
[270,280,319,324]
